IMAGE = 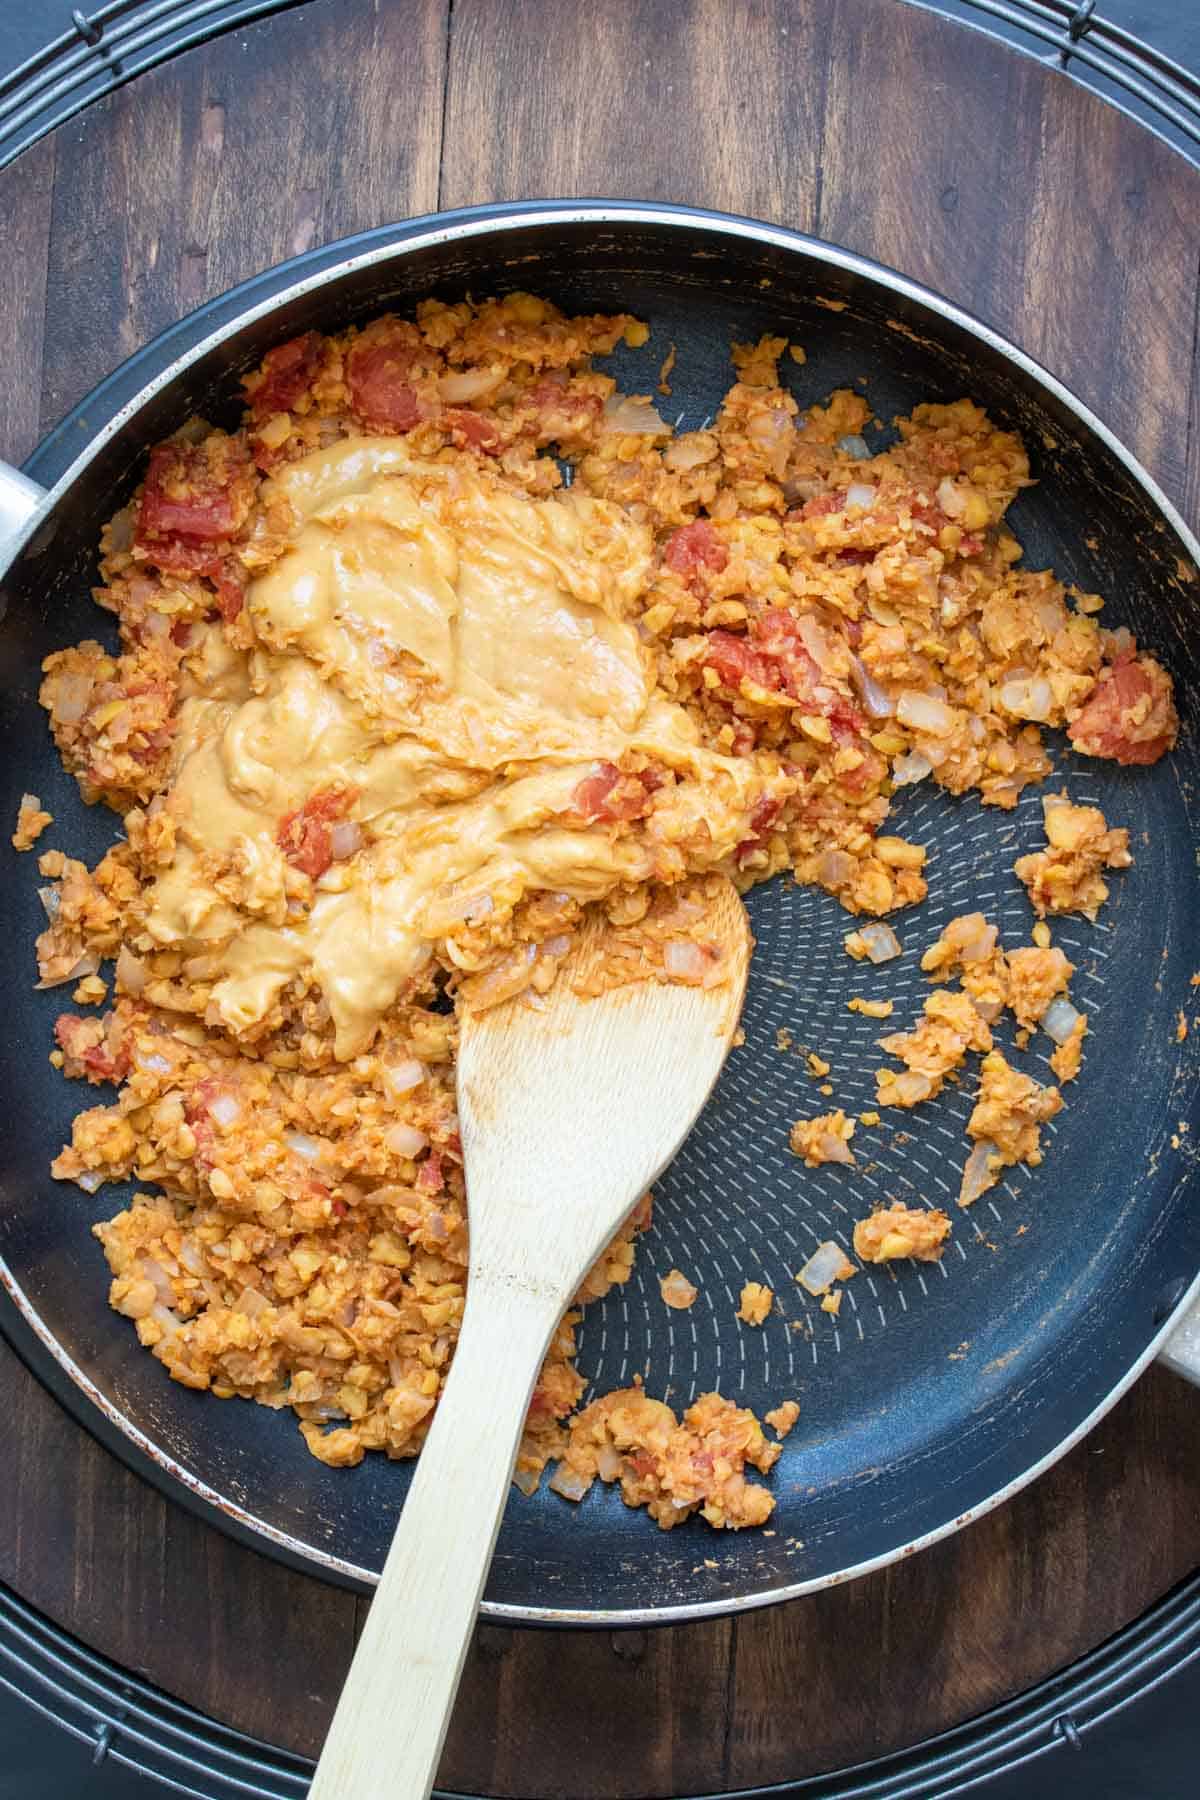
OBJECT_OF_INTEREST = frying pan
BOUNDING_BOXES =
[2,203,1199,1626]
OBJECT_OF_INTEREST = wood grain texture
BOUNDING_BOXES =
[0,136,55,464]
[313,890,750,1800]
[39,0,447,434]
[0,0,1199,1792]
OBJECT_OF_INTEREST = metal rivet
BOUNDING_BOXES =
[71,10,103,47]
[1153,1275,1189,1327]
[1053,1713,1083,1750]
[1068,1,1097,42]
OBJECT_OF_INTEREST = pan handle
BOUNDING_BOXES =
[0,459,47,569]
[1158,1288,1200,1388]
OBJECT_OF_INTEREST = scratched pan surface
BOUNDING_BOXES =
[1,205,1199,1623]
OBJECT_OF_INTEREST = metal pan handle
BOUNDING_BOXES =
[0,459,46,571]
[3,455,1199,1394]
[1158,1290,1200,1388]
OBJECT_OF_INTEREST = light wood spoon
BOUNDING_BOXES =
[309,878,752,1800]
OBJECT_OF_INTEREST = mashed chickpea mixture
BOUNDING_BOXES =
[31,292,1177,1531]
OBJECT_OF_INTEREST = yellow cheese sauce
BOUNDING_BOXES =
[143,439,782,1057]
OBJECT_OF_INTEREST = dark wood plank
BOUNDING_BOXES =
[1,0,1199,1791]
[440,0,829,225]
[0,135,54,464]
[726,1367,1200,1786]
[816,0,1200,513]
[39,0,448,432]
[0,1340,355,1756]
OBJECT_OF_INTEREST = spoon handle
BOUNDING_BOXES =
[309,1280,563,1800]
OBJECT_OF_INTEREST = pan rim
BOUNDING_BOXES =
[2,197,1198,1625]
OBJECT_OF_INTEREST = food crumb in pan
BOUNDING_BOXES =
[765,1399,800,1437]
[1177,1011,1189,1043]
[858,1110,881,1127]
[656,343,677,395]
[853,1201,951,1264]
[1014,792,1133,921]
[806,1051,831,1078]
[788,344,807,365]
[1032,921,1052,949]
[737,1281,774,1326]
[820,1289,843,1315]
[775,1026,794,1052]
[790,1110,856,1167]
[876,989,992,1109]
[659,1269,699,1310]
[12,792,52,851]
[848,996,894,1019]
[1049,1015,1087,1082]
[961,1050,1062,1205]
[549,1388,780,1529]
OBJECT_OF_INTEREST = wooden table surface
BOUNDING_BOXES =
[2,1,1199,1793]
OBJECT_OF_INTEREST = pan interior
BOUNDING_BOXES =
[1,213,1198,1618]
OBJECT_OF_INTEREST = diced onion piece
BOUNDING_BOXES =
[837,434,871,460]
[384,1058,426,1095]
[896,690,957,737]
[845,481,877,510]
[438,368,503,404]
[234,1285,272,1319]
[798,1240,856,1296]
[818,849,854,888]
[136,1049,172,1075]
[385,1123,429,1158]
[1042,997,1083,1046]
[541,934,572,957]
[796,612,837,672]
[602,393,668,434]
[329,820,362,861]
[663,432,714,472]
[37,886,61,922]
[998,677,1052,722]
[141,1257,177,1306]
[818,1132,855,1166]
[596,1443,623,1482]
[663,940,706,982]
[207,1092,242,1129]
[960,1139,1000,1207]
[285,1131,322,1161]
[891,1070,935,1106]
[891,750,933,787]
[512,1467,542,1497]
[50,671,92,724]
[936,476,967,518]
[75,1169,105,1194]
[548,1464,593,1502]
[116,944,147,994]
[850,655,894,718]
[151,1303,182,1337]
[858,921,902,964]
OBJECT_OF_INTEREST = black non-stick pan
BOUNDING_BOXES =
[2,203,1199,1624]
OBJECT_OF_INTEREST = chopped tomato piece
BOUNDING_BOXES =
[570,761,661,823]
[277,786,357,880]
[800,489,848,519]
[346,325,428,430]
[663,519,728,578]
[246,332,324,417]
[736,794,782,864]
[137,436,252,544]
[1068,651,1178,766]
[416,1151,445,1195]
[447,408,501,453]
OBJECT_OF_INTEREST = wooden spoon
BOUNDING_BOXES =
[309,878,752,1800]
